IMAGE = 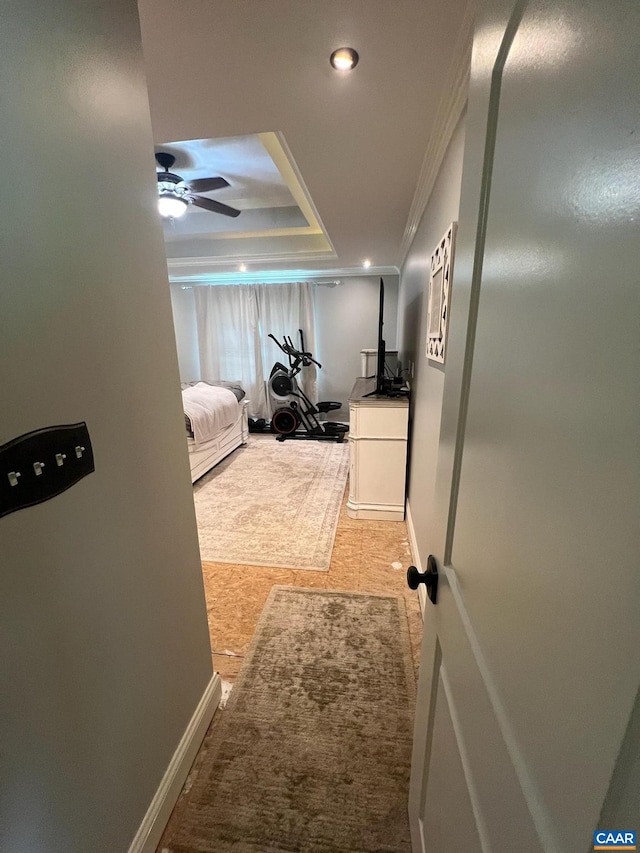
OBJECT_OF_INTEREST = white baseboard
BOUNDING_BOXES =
[405,499,427,616]
[128,672,222,853]
[346,498,405,521]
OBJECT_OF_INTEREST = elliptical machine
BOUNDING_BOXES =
[268,331,348,442]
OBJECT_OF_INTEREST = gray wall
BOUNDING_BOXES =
[170,285,201,380]
[169,275,398,421]
[0,3,212,851]
[315,275,398,420]
[397,113,466,567]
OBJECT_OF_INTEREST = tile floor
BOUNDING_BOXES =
[202,486,424,687]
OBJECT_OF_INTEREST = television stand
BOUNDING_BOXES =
[347,377,410,522]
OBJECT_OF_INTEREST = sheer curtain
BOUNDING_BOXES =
[256,282,317,407]
[194,285,267,415]
[194,282,316,418]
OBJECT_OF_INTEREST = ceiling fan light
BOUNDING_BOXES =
[158,193,189,219]
[330,47,359,71]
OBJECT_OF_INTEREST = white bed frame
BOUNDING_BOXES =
[188,400,249,483]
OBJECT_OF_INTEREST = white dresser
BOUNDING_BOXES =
[347,377,409,521]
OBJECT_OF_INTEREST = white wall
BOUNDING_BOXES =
[169,275,399,421]
[315,275,398,420]
[0,3,212,851]
[397,113,466,567]
[170,286,201,380]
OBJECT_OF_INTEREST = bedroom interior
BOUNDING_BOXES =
[2,0,550,850]
[6,1,638,851]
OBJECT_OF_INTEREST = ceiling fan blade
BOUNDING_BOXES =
[188,176,230,193]
[191,195,241,218]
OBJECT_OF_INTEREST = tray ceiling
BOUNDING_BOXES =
[138,0,471,280]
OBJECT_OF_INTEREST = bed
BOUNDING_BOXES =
[181,381,249,483]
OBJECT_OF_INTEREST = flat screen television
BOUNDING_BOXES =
[365,277,389,397]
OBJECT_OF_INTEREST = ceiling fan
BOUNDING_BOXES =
[155,152,241,220]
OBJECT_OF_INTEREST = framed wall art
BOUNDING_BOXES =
[426,222,457,363]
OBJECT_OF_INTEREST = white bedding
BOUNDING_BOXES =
[182,383,240,446]
[186,415,236,450]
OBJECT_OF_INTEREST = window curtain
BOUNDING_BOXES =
[195,285,267,415]
[194,282,316,419]
[256,283,317,409]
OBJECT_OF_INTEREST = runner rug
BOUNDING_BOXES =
[160,587,416,853]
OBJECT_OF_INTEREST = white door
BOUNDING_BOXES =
[409,1,640,851]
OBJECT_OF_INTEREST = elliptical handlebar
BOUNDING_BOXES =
[267,329,346,443]
[268,332,322,369]
[268,332,286,353]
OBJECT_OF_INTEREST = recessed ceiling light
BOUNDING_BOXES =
[330,47,359,71]
[239,264,247,272]
[363,259,371,269]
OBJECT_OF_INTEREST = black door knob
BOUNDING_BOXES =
[406,555,439,604]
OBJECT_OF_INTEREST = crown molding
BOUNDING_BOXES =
[167,249,338,270]
[169,265,399,286]
[397,1,475,267]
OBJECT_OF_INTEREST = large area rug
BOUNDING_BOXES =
[161,587,416,853]
[193,437,349,571]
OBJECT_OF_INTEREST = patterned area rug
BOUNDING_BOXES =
[160,587,416,853]
[193,437,349,571]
